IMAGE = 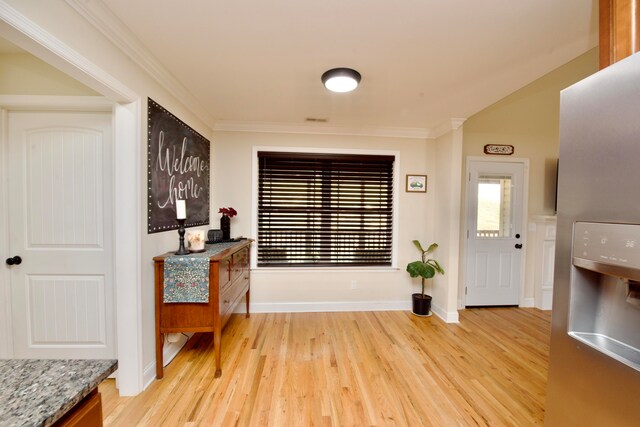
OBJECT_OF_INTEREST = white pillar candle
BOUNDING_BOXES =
[176,199,186,219]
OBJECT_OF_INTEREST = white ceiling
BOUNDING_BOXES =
[16,1,601,135]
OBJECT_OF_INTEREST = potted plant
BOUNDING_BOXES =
[406,240,445,316]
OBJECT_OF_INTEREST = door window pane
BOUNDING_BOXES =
[476,174,512,238]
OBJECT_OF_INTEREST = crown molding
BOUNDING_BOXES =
[432,118,467,139]
[213,120,433,140]
[0,0,137,102]
[64,0,213,126]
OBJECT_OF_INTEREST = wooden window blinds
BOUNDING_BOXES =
[257,151,394,267]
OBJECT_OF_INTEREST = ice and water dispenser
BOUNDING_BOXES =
[569,222,640,371]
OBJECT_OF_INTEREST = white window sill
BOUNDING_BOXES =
[251,266,400,274]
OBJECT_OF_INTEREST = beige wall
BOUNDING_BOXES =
[463,48,598,216]
[211,131,440,311]
[0,52,98,95]
[461,48,598,305]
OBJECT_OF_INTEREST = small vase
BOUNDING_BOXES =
[220,214,231,240]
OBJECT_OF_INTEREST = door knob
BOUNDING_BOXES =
[6,256,22,266]
[515,244,523,249]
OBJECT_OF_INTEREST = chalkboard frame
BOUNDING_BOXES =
[147,98,210,233]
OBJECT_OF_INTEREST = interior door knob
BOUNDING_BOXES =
[515,244,523,249]
[6,256,22,266]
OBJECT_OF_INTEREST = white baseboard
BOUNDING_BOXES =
[235,300,461,323]
[142,333,191,390]
[520,297,535,308]
[431,302,459,323]
[236,300,412,314]
[538,289,553,310]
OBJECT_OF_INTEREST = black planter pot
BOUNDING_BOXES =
[411,293,432,317]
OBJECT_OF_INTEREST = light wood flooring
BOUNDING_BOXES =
[101,308,551,426]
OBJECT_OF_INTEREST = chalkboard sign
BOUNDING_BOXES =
[147,98,210,233]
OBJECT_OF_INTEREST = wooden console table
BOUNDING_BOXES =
[154,239,252,379]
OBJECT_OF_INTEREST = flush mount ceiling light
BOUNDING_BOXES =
[321,68,361,93]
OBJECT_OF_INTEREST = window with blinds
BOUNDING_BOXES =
[257,151,395,267]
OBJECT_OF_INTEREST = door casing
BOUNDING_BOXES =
[461,156,530,308]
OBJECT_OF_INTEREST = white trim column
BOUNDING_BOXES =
[114,100,143,395]
[0,108,12,359]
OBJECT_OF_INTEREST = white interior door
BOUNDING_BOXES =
[465,160,525,306]
[6,110,115,359]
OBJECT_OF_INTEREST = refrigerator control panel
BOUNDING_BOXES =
[573,222,640,268]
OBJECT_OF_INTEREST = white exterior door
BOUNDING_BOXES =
[465,160,526,306]
[6,110,115,359]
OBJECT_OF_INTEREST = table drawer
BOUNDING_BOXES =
[220,277,247,317]
[218,256,231,290]
[231,248,248,280]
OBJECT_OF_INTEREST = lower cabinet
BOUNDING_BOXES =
[53,389,103,427]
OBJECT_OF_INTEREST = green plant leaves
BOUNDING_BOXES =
[425,243,438,254]
[430,259,445,275]
[412,240,439,255]
[412,240,424,253]
[407,241,444,281]
[406,261,436,279]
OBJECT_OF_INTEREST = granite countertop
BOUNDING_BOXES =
[0,359,117,427]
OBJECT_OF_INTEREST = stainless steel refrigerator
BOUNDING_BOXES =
[545,52,640,426]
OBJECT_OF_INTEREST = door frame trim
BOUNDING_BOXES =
[461,156,530,307]
[0,96,143,394]
[0,108,11,359]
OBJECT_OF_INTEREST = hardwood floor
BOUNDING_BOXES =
[101,308,551,426]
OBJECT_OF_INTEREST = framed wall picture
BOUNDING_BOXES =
[406,174,427,192]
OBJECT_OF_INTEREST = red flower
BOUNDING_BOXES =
[218,207,238,218]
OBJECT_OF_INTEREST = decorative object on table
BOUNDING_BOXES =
[218,207,237,240]
[483,144,514,155]
[406,174,427,193]
[187,229,206,252]
[175,200,189,255]
[147,98,210,234]
[207,229,223,243]
[406,240,445,317]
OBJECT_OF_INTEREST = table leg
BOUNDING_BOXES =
[245,288,250,318]
[214,332,222,378]
[156,332,164,379]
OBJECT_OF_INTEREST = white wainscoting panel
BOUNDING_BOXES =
[26,127,103,248]
[27,275,106,346]
[531,216,557,310]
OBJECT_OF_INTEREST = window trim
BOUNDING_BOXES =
[251,146,400,270]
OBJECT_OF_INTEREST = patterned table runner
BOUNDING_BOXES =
[163,240,246,303]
